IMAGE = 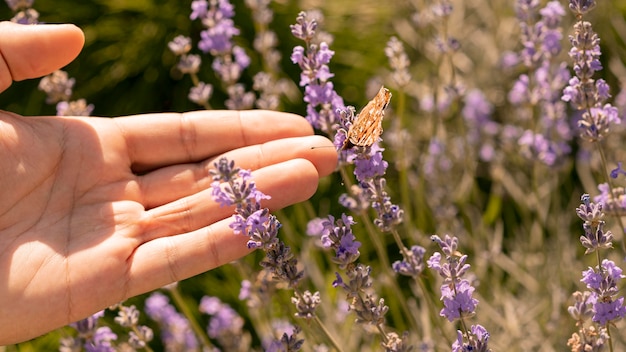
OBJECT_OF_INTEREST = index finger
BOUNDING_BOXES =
[114,110,314,171]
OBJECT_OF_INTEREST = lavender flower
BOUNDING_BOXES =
[571,192,626,350]
[580,259,626,325]
[56,99,95,117]
[321,214,361,269]
[144,292,199,351]
[224,83,255,110]
[168,35,193,56]
[246,0,282,75]
[199,296,246,342]
[291,11,345,133]
[562,2,621,142]
[509,1,572,165]
[593,183,626,216]
[260,241,304,289]
[429,235,489,350]
[210,157,279,249]
[114,305,140,328]
[575,194,613,253]
[338,185,371,213]
[177,54,202,75]
[568,0,596,16]
[38,70,75,104]
[568,291,608,350]
[5,0,35,11]
[332,263,372,297]
[130,328,154,350]
[5,0,38,23]
[384,36,411,88]
[63,311,118,352]
[452,325,491,352]
[112,305,154,349]
[517,130,570,167]
[610,162,626,179]
[187,0,253,107]
[332,104,404,232]
[567,325,609,351]
[380,331,412,352]
[265,326,304,352]
[392,245,427,278]
[188,82,213,106]
[292,290,321,320]
[194,0,239,55]
[439,279,479,322]
[199,296,252,351]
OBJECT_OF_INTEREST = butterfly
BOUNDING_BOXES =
[342,86,392,150]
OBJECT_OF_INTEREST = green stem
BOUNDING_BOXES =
[416,277,452,346]
[596,144,626,253]
[313,315,344,352]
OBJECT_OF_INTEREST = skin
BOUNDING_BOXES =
[0,21,338,344]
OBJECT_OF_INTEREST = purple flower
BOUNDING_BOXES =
[246,208,270,235]
[84,327,117,352]
[6,0,35,11]
[265,326,304,352]
[291,11,345,132]
[168,35,193,56]
[305,217,327,237]
[462,89,493,126]
[439,279,479,321]
[540,1,566,28]
[562,10,620,142]
[581,267,603,291]
[38,70,75,104]
[290,11,317,41]
[321,214,360,268]
[238,280,252,301]
[568,291,595,321]
[199,296,244,338]
[190,0,208,20]
[246,214,281,249]
[452,324,491,352]
[177,53,202,75]
[593,297,626,325]
[336,232,362,261]
[517,130,570,166]
[71,310,105,336]
[145,292,199,351]
[292,290,321,320]
[353,146,388,181]
[188,81,213,106]
[194,0,239,55]
[568,0,596,16]
[610,162,626,179]
[385,36,411,88]
[392,245,427,277]
[577,104,621,142]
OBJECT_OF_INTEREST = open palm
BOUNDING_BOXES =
[0,22,337,344]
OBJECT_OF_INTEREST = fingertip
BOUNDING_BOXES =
[0,22,85,91]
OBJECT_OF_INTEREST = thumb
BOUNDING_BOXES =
[0,21,85,93]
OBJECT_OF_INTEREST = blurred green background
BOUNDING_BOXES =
[0,0,398,117]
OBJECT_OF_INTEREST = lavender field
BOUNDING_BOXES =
[3,0,626,351]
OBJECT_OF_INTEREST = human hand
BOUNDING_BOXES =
[0,22,337,344]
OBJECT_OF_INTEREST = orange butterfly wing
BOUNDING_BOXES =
[343,86,392,150]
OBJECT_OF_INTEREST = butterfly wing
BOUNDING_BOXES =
[345,86,391,149]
